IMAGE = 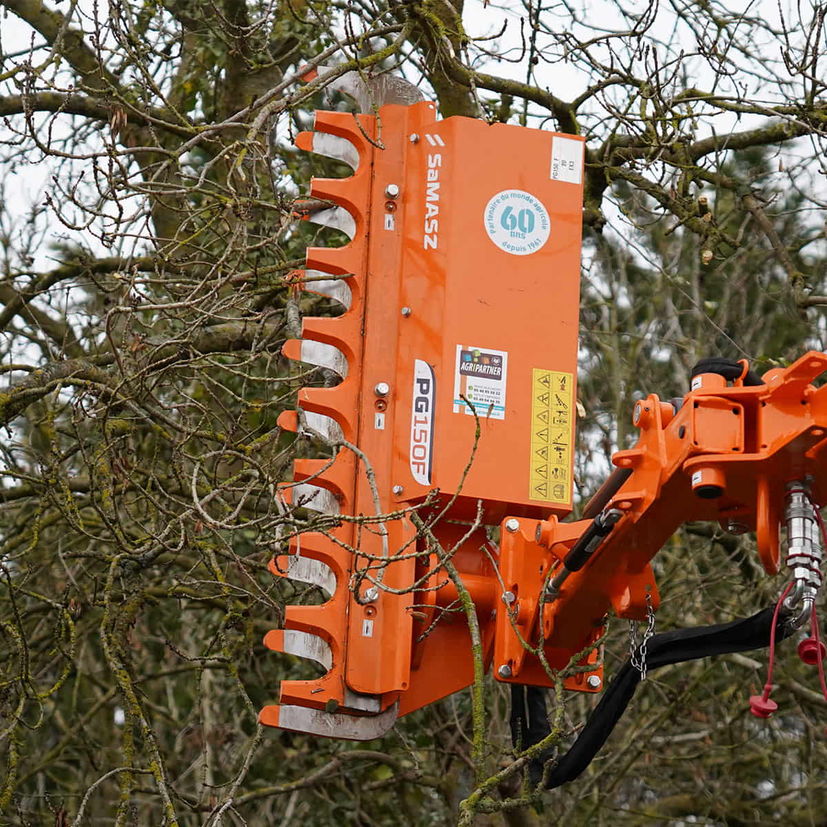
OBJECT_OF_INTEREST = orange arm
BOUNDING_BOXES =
[494,352,827,686]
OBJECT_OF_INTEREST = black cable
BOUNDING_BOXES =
[509,684,551,786]
[508,606,795,789]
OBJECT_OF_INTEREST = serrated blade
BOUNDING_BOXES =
[270,553,336,596]
[277,409,345,444]
[301,409,345,443]
[265,629,333,670]
[303,270,352,309]
[284,339,349,379]
[309,205,356,239]
[296,131,360,171]
[305,65,425,113]
[290,482,339,515]
[344,690,381,713]
[260,702,398,740]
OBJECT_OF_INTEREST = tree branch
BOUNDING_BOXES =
[0,91,196,136]
[0,319,285,426]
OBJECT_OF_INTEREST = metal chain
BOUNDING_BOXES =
[629,593,656,680]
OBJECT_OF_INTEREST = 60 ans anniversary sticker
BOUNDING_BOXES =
[484,190,550,256]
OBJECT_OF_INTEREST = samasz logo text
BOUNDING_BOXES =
[422,144,443,250]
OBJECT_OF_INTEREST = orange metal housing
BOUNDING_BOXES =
[387,106,585,520]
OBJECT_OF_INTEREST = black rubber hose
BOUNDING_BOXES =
[509,606,794,789]
[509,684,552,786]
[691,356,764,387]
[582,467,633,520]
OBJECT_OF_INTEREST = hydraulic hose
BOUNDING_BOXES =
[509,605,795,789]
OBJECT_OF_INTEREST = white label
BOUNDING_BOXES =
[384,213,395,230]
[691,471,702,486]
[374,412,385,430]
[453,345,508,420]
[484,190,550,256]
[410,360,435,484]
[550,136,583,184]
[691,376,702,390]
[361,619,374,638]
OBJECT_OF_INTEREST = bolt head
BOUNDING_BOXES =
[409,133,420,143]
[374,382,390,397]
[587,675,602,689]
[505,518,520,533]
[392,484,403,495]
[501,591,516,605]
[385,183,400,198]
[497,664,512,679]
[364,587,379,603]
[400,306,412,317]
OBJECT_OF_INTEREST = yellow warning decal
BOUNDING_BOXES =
[529,369,573,503]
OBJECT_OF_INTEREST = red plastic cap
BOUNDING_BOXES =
[797,637,827,666]
[749,694,778,719]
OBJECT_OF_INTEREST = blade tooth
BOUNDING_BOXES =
[259,702,398,741]
[272,676,381,714]
[287,528,350,548]
[301,269,353,309]
[264,629,333,671]
[311,109,375,151]
[276,604,342,676]
[297,386,358,444]
[306,245,363,278]
[293,460,356,514]
[300,316,359,365]
[309,176,363,210]
[276,679,341,713]
[259,704,283,728]
[294,130,315,152]
[269,553,336,596]
[281,339,301,363]
[295,131,360,171]
[284,602,338,628]
[298,64,320,82]
[301,339,348,378]
[277,531,353,581]
[293,454,355,504]
[277,410,299,434]
[282,339,348,378]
